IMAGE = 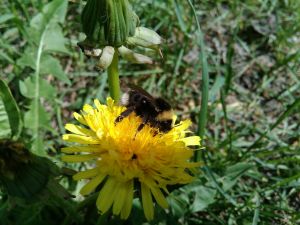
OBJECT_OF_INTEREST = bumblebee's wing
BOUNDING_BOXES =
[127,84,155,101]
[121,84,156,107]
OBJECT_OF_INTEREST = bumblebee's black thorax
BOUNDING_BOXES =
[116,86,174,133]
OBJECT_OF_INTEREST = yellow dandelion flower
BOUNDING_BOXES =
[61,97,201,220]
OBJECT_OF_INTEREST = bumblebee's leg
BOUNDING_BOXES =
[152,129,159,136]
[133,116,149,139]
[137,123,145,132]
[115,107,135,124]
[133,123,146,140]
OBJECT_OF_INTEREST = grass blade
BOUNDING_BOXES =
[252,192,260,225]
[186,0,209,161]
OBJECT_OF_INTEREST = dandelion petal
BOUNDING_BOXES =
[112,181,128,215]
[63,134,100,144]
[80,173,106,195]
[181,136,201,146]
[150,186,168,209]
[141,183,154,221]
[61,154,98,162]
[83,104,94,113]
[73,168,99,180]
[120,180,133,220]
[96,178,117,214]
[61,145,103,154]
[65,124,96,137]
[73,112,88,125]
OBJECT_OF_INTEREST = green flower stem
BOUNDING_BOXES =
[107,50,121,103]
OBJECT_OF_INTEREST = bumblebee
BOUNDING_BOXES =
[115,85,174,133]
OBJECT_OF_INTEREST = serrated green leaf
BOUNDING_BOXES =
[26,0,69,157]
[30,0,67,35]
[0,79,22,140]
[16,47,36,70]
[190,186,217,212]
[24,101,50,130]
[222,176,240,192]
[17,48,70,84]
[19,76,57,99]
[44,24,70,54]
[26,0,68,49]
[24,101,50,156]
[31,136,45,157]
[168,193,189,217]
[41,55,70,84]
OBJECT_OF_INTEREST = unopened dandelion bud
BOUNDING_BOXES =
[96,46,115,70]
[118,46,153,64]
[81,0,139,48]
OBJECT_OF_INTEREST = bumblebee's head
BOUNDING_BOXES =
[155,98,172,111]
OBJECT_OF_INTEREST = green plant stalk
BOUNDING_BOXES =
[187,0,209,161]
[107,51,121,103]
[33,31,45,155]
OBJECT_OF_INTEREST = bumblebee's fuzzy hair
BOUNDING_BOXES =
[156,110,173,121]
[121,93,130,105]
